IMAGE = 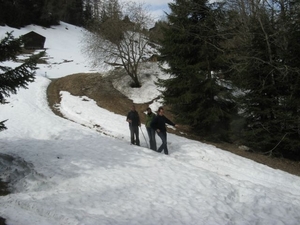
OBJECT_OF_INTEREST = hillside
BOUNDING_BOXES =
[1,22,300,225]
[47,71,300,177]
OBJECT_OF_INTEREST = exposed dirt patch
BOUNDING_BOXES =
[46,72,300,177]
[47,72,149,120]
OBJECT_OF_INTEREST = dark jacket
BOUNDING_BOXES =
[150,115,175,133]
[127,110,141,127]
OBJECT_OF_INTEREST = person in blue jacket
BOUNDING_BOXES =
[151,106,178,155]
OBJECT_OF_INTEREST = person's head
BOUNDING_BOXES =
[131,105,136,111]
[147,107,152,113]
[158,106,164,115]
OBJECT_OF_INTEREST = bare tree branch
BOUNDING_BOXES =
[82,1,154,87]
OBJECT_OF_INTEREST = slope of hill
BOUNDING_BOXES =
[1,22,300,225]
[47,71,300,177]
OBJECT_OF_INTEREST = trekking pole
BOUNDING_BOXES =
[140,127,149,148]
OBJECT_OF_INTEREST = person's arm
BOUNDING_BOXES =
[126,112,132,123]
[164,116,177,127]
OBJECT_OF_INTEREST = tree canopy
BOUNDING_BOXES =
[159,0,236,141]
[0,0,87,27]
[160,0,300,159]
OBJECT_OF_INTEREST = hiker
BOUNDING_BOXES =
[126,105,141,145]
[151,106,178,155]
[145,107,157,151]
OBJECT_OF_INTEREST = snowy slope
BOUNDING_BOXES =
[0,23,300,225]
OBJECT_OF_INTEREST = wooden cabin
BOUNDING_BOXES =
[23,31,46,49]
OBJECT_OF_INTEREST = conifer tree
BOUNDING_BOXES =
[0,32,42,131]
[159,0,235,140]
[62,0,84,26]
[224,0,300,159]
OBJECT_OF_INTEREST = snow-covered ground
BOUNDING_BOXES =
[1,22,300,225]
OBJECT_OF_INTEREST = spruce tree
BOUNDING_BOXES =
[0,0,59,28]
[224,0,300,159]
[59,0,84,26]
[0,32,42,131]
[159,0,235,141]
[280,1,300,159]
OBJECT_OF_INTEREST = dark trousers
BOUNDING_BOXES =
[146,127,157,151]
[157,131,168,155]
[129,124,140,145]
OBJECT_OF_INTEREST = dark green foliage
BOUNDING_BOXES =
[224,1,300,159]
[159,0,236,141]
[59,0,84,26]
[160,0,300,158]
[83,1,94,26]
[38,1,60,27]
[0,0,53,27]
[0,32,43,131]
[0,0,85,28]
[0,120,8,132]
[149,20,168,44]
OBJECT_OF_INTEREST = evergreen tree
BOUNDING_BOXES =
[0,0,12,26]
[39,0,60,27]
[224,0,300,159]
[280,0,300,159]
[59,0,84,26]
[0,32,43,131]
[0,0,59,27]
[149,20,168,44]
[159,0,235,141]
[83,0,94,26]
[0,0,86,28]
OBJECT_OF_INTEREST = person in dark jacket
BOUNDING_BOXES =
[145,107,156,151]
[126,105,141,145]
[151,106,177,155]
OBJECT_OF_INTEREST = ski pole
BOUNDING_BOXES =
[140,126,149,148]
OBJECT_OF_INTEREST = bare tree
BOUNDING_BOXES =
[83,1,153,87]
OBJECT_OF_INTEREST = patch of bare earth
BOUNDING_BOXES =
[47,72,150,118]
